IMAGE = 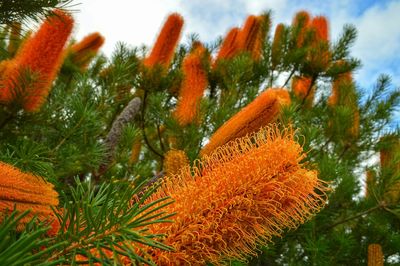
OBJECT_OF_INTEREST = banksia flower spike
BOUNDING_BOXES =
[129,137,142,165]
[368,244,384,266]
[143,13,184,68]
[292,75,314,106]
[201,88,290,156]
[308,16,330,72]
[271,23,285,68]
[214,27,240,63]
[145,126,329,265]
[328,63,359,139]
[365,170,376,198]
[379,135,400,203]
[70,32,105,69]
[292,11,311,47]
[173,44,209,126]
[0,9,74,112]
[0,161,59,232]
[237,15,263,60]
[311,16,329,41]
[163,149,190,177]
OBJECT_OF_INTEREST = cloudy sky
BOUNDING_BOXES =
[73,0,400,91]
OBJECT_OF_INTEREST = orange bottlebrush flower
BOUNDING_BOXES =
[271,23,285,68]
[143,13,184,68]
[308,16,330,72]
[200,88,291,156]
[379,135,400,203]
[365,170,376,198]
[292,75,314,106]
[163,149,190,177]
[328,61,354,106]
[0,161,59,232]
[368,244,384,266]
[237,15,263,60]
[70,32,105,69]
[214,27,240,63]
[311,16,329,41]
[0,9,74,112]
[129,138,142,164]
[292,11,311,47]
[173,44,209,126]
[379,135,400,169]
[144,126,329,265]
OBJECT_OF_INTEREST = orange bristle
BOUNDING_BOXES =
[143,13,184,68]
[201,88,291,156]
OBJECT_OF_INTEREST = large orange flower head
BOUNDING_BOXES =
[145,126,329,265]
[173,44,209,126]
[201,88,291,156]
[0,161,59,232]
[0,9,74,112]
[143,13,184,68]
[70,32,105,69]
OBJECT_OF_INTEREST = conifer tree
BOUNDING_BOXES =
[0,3,399,266]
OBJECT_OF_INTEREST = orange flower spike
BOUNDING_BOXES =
[173,44,209,126]
[214,27,240,62]
[129,138,142,164]
[328,62,353,106]
[143,13,184,68]
[71,32,105,69]
[163,149,190,177]
[368,244,384,266]
[146,126,329,265]
[0,9,74,111]
[292,11,311,47]
[271,23,285,68]
[237,15,262,59]
[292,76,313,99]
[200,88,291,156]
[311,16,329,42]
[0,161,59,232]
[309,16,330,71]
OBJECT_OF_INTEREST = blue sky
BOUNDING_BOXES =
[74,0,400,100]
